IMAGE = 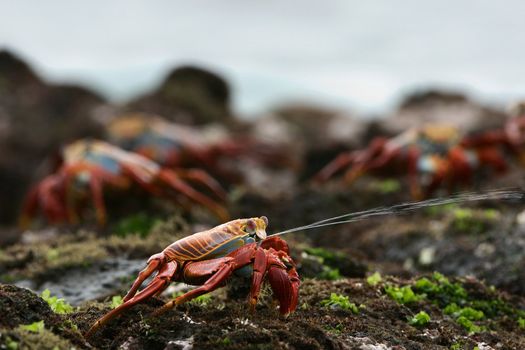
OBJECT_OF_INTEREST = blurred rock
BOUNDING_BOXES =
[379,89,507,136]
[127,65,233,125]
[0,50,106,225]
[255,104,367,179]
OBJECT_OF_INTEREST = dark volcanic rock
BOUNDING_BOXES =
[127,65,233,125]
[0,284,55,328]
[379,89,507,136]
[0,50,106,225]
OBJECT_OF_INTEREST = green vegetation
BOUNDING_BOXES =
[385,285,422,305]
[425,203,458,216]
[408,311,430,327]
[191,294,212,306]
[319,266,342,280]
[113,213,161,238]
[456,316,485,333]
[413,272,467,306]
[5,337,18,350]
[320,293,359,313]
[304,247,346,280]
[40,289,73,314]
[451,208,496,234]
[367,272,382,286]
[449,343,461,350]
[111,295,124,308]
[19,321,44,333]
[304,247,340,266]
[325,323,345,335]
[383,272,525,334]
[371,179,401,194]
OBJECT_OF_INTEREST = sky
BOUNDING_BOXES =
[1,0,525,117]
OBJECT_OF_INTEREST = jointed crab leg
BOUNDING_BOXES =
[19,175,67,228]
[122,253,166,302]
[157,169,229,221]
[173,168,227,201]
[85,261,177,338]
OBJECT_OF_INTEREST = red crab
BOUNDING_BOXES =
[19,139,228,227]
[85,216,300,338]
[315,121,521,199]
[106,113,295,183]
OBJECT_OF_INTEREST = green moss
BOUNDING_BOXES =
[111,295,124,308]
[304,247,338,264]
[408,311,431,327]
[425,203,458,216]
[451,207,499,234]
[19,321,45,333]
[371,179,401,194]
[5,337,18,350]
[6,327,74,350]
[324,323,345,334]
[320,293,359,313]
[367,272,382,286]
[413,273,467,307]
[113,213,161,238]
[385,285,422,305]
[318,266,342,280]
[40,290,73,314]
[456,316,485,333]
[192,294,212,306]
[303,247,347,280]
[518,317,525,329]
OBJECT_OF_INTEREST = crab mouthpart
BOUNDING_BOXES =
[256,228,267,240]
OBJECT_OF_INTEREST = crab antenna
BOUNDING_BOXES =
[269,188,525,237]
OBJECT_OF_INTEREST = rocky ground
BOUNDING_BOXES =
[1,50,525,349]
[1,179,525,349]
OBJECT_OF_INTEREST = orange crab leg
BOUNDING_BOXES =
[151,261,236,317]
[19,172,70,228]
[316,152,356,183]
[85,261,177,338]
[174,168,227,201]
[157,169,229,221]
[123,253,166,302]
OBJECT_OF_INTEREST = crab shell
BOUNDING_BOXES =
[162,216,269,263]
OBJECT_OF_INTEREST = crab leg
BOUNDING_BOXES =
[316,152,356,182]
[157,169,229,221]
[85,261,177,338]
[151,259,237,317]
[151,245,259,317]
[123,253,166,302]
[174,168,227,200]
[19,176,67,228]
[248,247,268,310]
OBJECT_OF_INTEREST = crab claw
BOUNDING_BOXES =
[267,262,300,315]
[261,237,300,315]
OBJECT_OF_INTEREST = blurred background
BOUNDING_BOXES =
[2,0,525,116]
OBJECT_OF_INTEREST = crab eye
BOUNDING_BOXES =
[246,219,256,234]
[260,216,268,227]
